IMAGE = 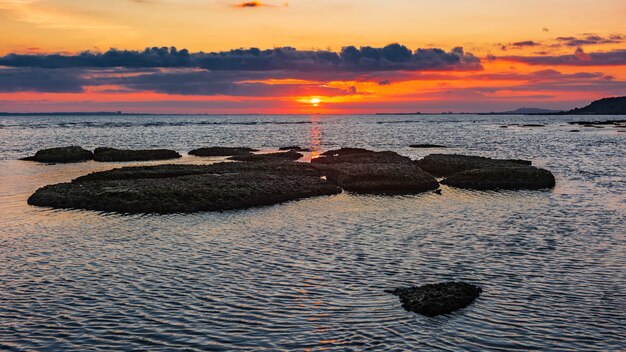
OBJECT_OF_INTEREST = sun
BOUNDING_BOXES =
[310,98,321,107]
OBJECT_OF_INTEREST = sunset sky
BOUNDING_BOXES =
[0,0,625,113]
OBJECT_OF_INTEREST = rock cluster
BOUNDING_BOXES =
[416,154,553,190]
[312,148,439,194]
[28,162,340,214]
[386,282,482,317]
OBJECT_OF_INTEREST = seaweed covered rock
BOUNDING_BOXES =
[386,282,482,317]
[415,154,532,177]
[21,146,94,163]
[229,151,303,162]
[188,147,258,157]
[312,149,438,194]
[441,166,556,190]
[93,147,181,162]
[28,162,340,214]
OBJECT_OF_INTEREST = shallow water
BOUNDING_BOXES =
[0,114,624,351]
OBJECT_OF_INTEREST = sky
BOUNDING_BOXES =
[0,0,625,113]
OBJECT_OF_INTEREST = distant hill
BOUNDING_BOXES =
[502,108,563,114]
[564,96,626,115]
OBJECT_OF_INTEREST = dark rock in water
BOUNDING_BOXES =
[569,129,581,133]
[229,151,303,162]
[28,162,340,214]
[188,147,258,157]
[320,162,439,194]
[386,282,482,317]
[279,146,311,152]
[521,124,545,127]
[409,144,447,148]
[320,148,372,156]
[312,149,438,194]
[21,146,93,163]
[500,125,509,128]
[314,150,412,165]
[415,154,532,177]
[434,189,442,195]
[93,147,181,162]
[441,166,556,190]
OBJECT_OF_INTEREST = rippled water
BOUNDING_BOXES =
[0,114,624,351]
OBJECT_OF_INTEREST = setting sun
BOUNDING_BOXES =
[310,98,321,107]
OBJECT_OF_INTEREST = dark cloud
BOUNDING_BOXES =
[511,41,541,48]
[555,34,624,47]
[378,80,391,85]
[0,68,86,92]
[0,44,481,72]
[499,48,626,66]
[235,1,265,7]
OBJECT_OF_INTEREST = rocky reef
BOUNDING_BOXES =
[416,154,553,190]
[312,148,439,194]
[28,162,340,214]
[93,147,181,162]
[228,151,303,162]
[21,146,94,163]
[188,147,258,157]
[386,282,482,317]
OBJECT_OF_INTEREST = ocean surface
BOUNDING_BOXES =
[0,114,624,351]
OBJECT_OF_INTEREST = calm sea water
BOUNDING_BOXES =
[0,114,624,351]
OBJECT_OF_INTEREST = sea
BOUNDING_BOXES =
[0,114,624,351]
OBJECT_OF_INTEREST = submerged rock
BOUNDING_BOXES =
[93,147,181,162]
[386,282,482,317]
[279,146,311,152]
[409,144,447,148]
[28,162,340,214]
[228,151,303,162]
[415,154,532,177]
[188,147,258,157]
[21,146,94,163]
[312,149,438,194]
[441,166,556,190]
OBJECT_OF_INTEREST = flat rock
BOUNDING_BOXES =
[409,144,447,148]
[188,147,258,157]
[386,282,482,317]
[228,151,303,162]
[93,147,181,162]
[312,149,438,194]
[28,162,339,214]
[279,146,311,152]
[415,154,533,177]
[320,148,372,156]
[21,146,94,163]
[441,166,556,190]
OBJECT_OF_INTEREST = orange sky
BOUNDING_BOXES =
[0,0,625,113]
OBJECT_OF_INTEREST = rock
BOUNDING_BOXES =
[28,162,340,214]
[415,154,532,177]
[188,147,258,157]
[21,146,94,163]
[386,282,482,317]
[312,149,439,194]
[228,151,303,162]
[93,147,181,162]
[569,129,581,132]
[320,148,372,156]
[521,124,545,127]
[409,144,447,148]
[279,146,311,152]
[441,166,556,190]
